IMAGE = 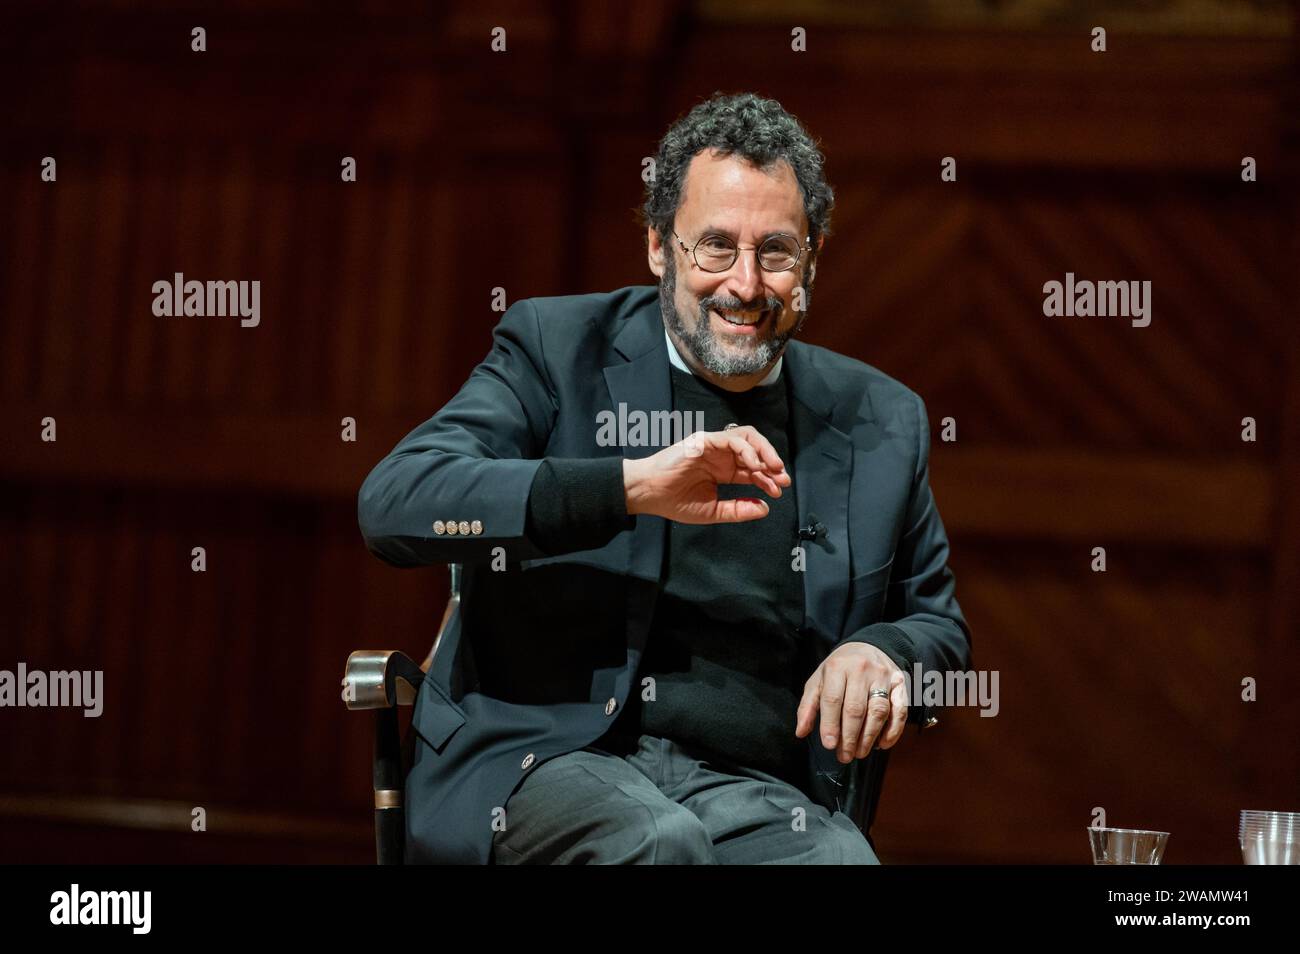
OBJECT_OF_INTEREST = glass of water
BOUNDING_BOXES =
[1088,827,1169,865]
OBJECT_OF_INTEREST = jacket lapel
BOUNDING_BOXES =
[602,299,671,585]
[602,299,671,685]
[784,342,866,644]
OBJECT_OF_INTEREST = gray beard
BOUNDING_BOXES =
[658,253,810,379]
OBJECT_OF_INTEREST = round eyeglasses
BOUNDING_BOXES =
[669,227,812,273]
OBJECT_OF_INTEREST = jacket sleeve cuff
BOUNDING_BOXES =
[525,457,635,556]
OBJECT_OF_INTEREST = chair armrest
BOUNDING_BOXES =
[342,650,426,710]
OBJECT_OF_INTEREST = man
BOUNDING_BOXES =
[357,91,971,864]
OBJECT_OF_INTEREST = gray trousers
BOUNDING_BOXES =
[491,733,881,864]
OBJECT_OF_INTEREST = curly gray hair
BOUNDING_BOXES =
[641,91,835,251]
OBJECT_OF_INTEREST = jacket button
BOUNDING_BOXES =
[604,697,617,716]
[446,520,459,535]
[433,521,446,535]
[520,752,535,770]
[457,520,471,535]
[470,520,483,535]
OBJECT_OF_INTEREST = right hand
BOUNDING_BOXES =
[622,425,791,524]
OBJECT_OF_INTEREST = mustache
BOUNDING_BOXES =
[701,297,784,315]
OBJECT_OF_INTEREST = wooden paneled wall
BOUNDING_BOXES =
[0,1,1295,863]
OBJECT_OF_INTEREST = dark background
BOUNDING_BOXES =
[1,0,1297,864]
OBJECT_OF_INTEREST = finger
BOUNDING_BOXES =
[838,669,871,764]
[709,496,770,524]
[854,729,872,761]
[711,428,784,482]
[733,425,787,476]
[685,430,736,465]
[854,684,892,760]
[738,435,789,488]
[795,669,823,738]
[877,671,909,750]
[731,468,782,497]
[819,666,847,752]
[724,432,767,475]
[700,430,790,490]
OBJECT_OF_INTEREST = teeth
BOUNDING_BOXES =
[715,309,764,326]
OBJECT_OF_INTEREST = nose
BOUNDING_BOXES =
[721,248,765,308]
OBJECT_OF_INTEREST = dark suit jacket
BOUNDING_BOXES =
[357,284,972,864]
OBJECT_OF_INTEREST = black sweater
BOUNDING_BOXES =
[524,365,811,791]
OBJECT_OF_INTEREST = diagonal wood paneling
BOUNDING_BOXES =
[875,542,1268,864]
[0,2,1294,866]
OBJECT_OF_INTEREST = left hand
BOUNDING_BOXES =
[795,643,909,763]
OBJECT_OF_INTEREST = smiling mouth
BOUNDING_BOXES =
[710,307,772,328]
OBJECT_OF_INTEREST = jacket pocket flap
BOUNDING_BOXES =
[850,555,895,602]
[412,680,467,752]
